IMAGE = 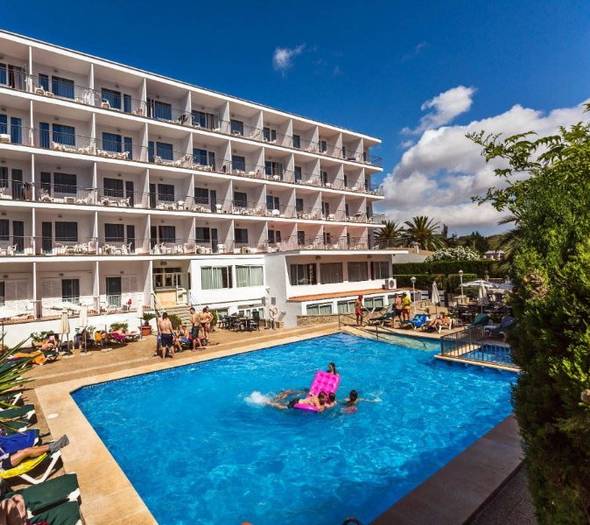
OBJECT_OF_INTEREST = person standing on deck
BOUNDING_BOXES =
[189,307,202,351]
[158,312,174,358]
[199,306,213,337]
[355,295,364,326]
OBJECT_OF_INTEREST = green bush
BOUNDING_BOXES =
[110,322,128,331]
[393,272,477,292]
[168,314,182,330]
[471,121,590,523]
[392,260,502,276]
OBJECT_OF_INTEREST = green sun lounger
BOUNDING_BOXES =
[5,473,80,515]
[0,404,35,421]
[30,500,82,525]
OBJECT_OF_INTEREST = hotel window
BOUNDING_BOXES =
[53,173,77,195]
[234,228,249,245]
[321,170,329,185]
[55,222,78,242]
[0,168,7,188]
[297,230,305,246]
[371,261,391,280]
[320,263,343,284]
[0,64,25,90]
[147,98,172,121]
[267,229,281,244]
[265,161,283,178]
[101,88,122,109]
[61,279,80,303]
[123,94,132,113]
[0,281,4,307]
[343,174,348,188]
[104,223,125,243]
[194,188,210,205]
[193,148,215,167]
[347,262,368,282]
[195,227,211,242]
[322,201,330,216]
[232,155,246,172]
[158,225,176,243]
[323,232,332,246]
[38,73,49,91]
[306,303,332,315]
[148,141,173,161]
[230,119,244,136]
[0,220,9,241]
[337,300,355,314]
[266,195,279,211]
[295,198,304,214]
[342,145,347,158]
[51,76,75,99]
[157,184,175,202]
[233,191,248,208]
[192,110,216,129]
[103,178,124,198]
[201,266,232,290]
[153,267,183,288]
[263,127,277,142]
[292,134,301,149]
[364,296,384,309]
[102,132,133,156]
[319,140,327,153]
[0,115,22,144]
[236,266,264,287]
[290,264,317,286]
[52,124,76,146]
[294,166,302,183]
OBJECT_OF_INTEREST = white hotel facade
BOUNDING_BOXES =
[0,30,407,342]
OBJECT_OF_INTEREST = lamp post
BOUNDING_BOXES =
[410,276,416,308]
[459,269,464,304]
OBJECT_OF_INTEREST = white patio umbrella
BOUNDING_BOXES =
[431,281,441,314]
[463,279,495,288]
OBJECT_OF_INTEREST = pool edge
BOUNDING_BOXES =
[372,415,523,525]
[34,324,340,525]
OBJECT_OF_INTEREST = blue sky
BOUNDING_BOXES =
[1,0,589,233]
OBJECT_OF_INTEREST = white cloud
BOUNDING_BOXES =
[403,85,476,135]
[379,99,589,235]
[272,44,306,73]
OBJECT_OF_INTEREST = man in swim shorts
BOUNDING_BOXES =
[158,312,174,359]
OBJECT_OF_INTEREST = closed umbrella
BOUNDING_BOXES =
[478,283,489,313]
[79,305,88,353]
[431,281,441,314]
[59,311,71,351]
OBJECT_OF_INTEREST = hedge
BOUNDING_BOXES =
[392,260,503,277]
[394,273,478,292]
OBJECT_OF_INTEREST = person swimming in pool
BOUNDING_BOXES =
[326,362,338,375]
[325,392,337,409]
[264,389,308,410]
[296,391,329,412]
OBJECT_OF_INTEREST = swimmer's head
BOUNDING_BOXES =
[318,392,327,405]
[328,392,336,403]
[349,390,358,402]
[327,362,337,374]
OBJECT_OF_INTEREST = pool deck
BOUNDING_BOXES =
[31,323,340,524]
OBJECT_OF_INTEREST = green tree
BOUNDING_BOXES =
[470,118,590,524]
[374,220,404,248]
[403,216,444,250]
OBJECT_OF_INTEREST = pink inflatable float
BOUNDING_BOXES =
[294,371,341,412]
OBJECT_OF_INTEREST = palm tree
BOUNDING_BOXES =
[374,221,403,248]
[403,216,444,250]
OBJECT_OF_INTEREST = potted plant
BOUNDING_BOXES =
[141,313,155,336]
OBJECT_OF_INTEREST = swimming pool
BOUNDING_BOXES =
[73,333,515,525]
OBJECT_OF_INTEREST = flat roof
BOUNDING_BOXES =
[288,287,396,303]
[0,29,381,144]
[280,249,408,257]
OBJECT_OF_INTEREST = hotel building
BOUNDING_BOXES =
[0,30,407,342]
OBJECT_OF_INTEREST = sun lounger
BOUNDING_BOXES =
[0,404,36,422]
[30,500,82,525]
[0,391,23,407]
[4,473,80,517]
[0,451,61,484]
[402,314,429,330]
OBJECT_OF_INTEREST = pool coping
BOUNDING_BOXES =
[34,325,339,525]
[372,415,523,525]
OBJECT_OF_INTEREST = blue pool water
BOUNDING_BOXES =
[73,333,515,525]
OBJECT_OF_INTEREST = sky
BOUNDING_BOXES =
[1,0,589,234]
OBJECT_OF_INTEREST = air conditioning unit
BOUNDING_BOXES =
[383,279,396,290]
